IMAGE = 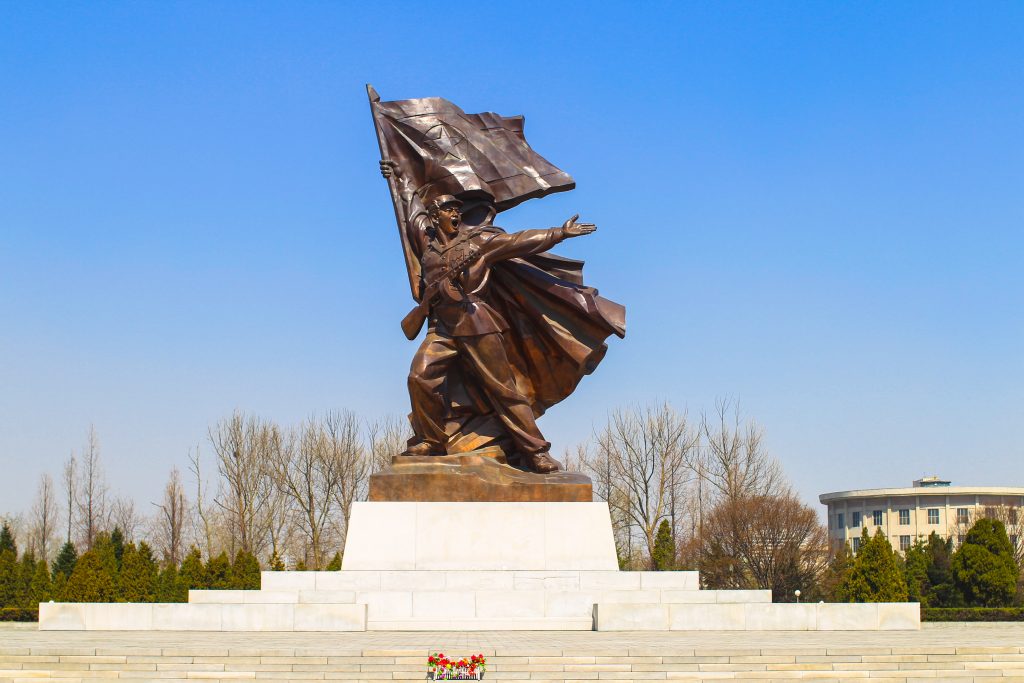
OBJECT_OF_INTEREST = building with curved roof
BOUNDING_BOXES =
[819,477,1024,554]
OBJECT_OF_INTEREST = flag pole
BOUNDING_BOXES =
[366,84,421,302]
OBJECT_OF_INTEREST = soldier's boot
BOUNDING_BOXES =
[524,450,561,474]
[402,441,444,457]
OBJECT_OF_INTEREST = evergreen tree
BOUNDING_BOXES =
[836,528,908,602]
[0,523,16,556]
[821,542,855,601]
[51,541,78,581]
[903,538,931,605]
[31,559,53,604]
[652,519,676,571]
[51,571,68,601]
[110,527,125,569]
[924,532,959,607]
[179,547,207,590]
[325,552,342,571]
[230,550,261,590]
[268,551,285,571]
[0,549,17,607]
[156,564,187,602]
[117,543,157,602]
[16,551,37,607]
[205,551,232,589]
[952,518,1018,607]
[63,532,118,602]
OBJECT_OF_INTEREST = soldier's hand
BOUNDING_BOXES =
[562,214,597,237]
[379,160,401,179]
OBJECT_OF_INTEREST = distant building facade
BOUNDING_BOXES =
[819,477,1024,554]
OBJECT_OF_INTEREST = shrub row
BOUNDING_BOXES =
[922,607,1024,622]
[0,607,38,622]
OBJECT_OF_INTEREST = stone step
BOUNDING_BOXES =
[260,568,702,592]
[595,601,920,631]
[39,601,366,631]
[188,589,358,604]
[366,616,595,630]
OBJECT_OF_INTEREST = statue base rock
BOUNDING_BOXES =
[367,447,593,502]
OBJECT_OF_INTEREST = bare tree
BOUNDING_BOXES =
[28,473,60,562]
[62,453,76,544]
[699,490,829,600]
[271,417,344,569]
[75,426,109,549]
[595,403,696,568]
[152,467,188,566]
[209,411,277,557]
[325,410,370,548]
[188,446,216,558]
[110,496,144,541]
[699,398,784,503]
[367,415,412,473]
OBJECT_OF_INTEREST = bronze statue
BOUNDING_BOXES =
[368,86,625,475]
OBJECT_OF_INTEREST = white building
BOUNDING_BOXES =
[819,477,1024,554]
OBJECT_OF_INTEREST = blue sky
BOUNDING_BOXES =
[1,2,1021,516]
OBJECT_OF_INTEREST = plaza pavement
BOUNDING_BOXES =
[2,622,1024,681]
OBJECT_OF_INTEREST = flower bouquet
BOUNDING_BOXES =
[427,652,486,680]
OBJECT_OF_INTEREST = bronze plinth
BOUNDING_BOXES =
[367,448,593,502]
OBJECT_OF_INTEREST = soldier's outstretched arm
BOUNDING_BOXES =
[483,215,596,263]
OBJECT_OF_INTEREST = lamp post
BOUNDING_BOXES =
[794,589,801,603]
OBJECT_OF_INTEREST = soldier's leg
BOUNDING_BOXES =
[457,333,558,472]
[407,330,458,454]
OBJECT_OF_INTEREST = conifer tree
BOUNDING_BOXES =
[51,541,78,581]
[205,552,232,589]
[903,538,931,605]
[268,551,285,571]
[836,528,908,602]
[16,552,37,607]
[924,532,959,607]
[821,542,855,601]
[179,547,207,590]
[230,550,261,590]
[0,524,16,556]
[118,543,157,602]
[325,552,342,571]
[156,564,187,602]
[652,519,676,571]
[952,518,1018,607]
[63,532,118,602]
[0,548,17,607]
[110,527,125,569]
[31,559,53,605]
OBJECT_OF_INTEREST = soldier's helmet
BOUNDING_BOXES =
[427,194,463,213]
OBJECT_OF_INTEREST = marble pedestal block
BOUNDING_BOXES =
[341,501,619,571]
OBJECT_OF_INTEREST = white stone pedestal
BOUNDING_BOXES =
[38,501,920,632]
[341,501,618,571]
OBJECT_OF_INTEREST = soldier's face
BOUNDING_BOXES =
[436,205,461,237]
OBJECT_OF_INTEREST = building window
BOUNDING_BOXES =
[837,513,845,529]
[928,509,940,525]
[1011,535,1019,550]
[899,509,910,525]
[1011,509,1018,525]
[899,535,911,551]
[957,508,970,524]
[873,510,883,526]
[852,537,861,553]
[957,534,965,546]
[852,511,862,528]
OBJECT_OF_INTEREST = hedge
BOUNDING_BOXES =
[922,607,1024,622]
[0,607,38,622]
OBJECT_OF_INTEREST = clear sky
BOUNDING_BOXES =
[1,2,1021,517]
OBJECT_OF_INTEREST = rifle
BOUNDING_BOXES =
[400,247,482,340]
